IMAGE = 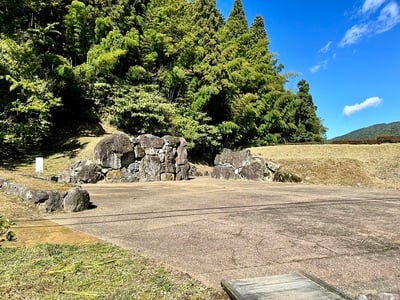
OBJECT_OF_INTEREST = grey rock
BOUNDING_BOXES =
[162,135,181,147]
[63,187,90,212]
[267,161,280,173]
[91,133,190,182]
[139,156,162,181]
[127,161,140,173]
[176,137,188,165]
[241,157,267,181]
[94,133,135,169]
[189,164,198,177]
[176,164,190,181]
[162,161,176,174]
[212,165,236,180]
[120,168,139,182]
[144,147,158,156]
[0,177,90,213]
[213,148,301,182]
[378,293,400,300]
[214,148,252,169]
[37,191,62,213]
[60,160,103,184]
[164,146,176,163]
[134,144,146,159]
[137,134,165,149]
[357,294,400,300]
[23,189,49,203]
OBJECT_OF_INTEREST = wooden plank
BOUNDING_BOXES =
[221,273,352,300]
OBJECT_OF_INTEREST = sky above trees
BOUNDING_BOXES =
[217,0,400,138]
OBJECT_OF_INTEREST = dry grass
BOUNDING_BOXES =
[250,143,400,189]
[0,242,224,299]
[0,170,72,191]
[9,123,121,177]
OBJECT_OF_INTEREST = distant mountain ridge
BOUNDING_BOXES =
[331,121,400,141]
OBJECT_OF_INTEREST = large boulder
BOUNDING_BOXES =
[212,148,300,182]
[212,165,236,180]
[22,189,49,203]
[59,160,103,184]
[139,155,162,181]
[94,133,135,169]
[241,157,268,180]
[37,191,63,213]
[136,134,165,149]
[63,187,90,212]
[213,149,265,180]
[214,148,252,169]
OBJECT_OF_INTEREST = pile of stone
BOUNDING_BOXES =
[212,148,301,182]
[0,178,90,213]
[58,133,190,184]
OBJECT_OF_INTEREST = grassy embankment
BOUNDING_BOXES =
[251,143,400,189]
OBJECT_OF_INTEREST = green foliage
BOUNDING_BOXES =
[225,0,248,38]
[0,243,223,298]
[172,111,222,161]
[0,215,16,242]
[0,0,326,161]
[64,0,92,65]
[0,37,62,156]
[108,85,177,136]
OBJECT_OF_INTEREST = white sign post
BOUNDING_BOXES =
[35,157,44,176]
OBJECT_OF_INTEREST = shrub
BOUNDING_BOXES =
[0,215,16,243]
[377,136,400,144]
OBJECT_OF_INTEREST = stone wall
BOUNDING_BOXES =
[212,148,301,182]
[59,133,191,183]
[0,178,90,213]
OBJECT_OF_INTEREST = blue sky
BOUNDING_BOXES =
[216,0,400,139]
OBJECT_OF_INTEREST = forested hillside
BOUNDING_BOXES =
[0,0,326,161]
[330,122,400,141]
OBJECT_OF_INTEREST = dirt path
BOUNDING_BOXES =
[46,177,400,296]
[7,219,99,247]
[0,193,99,247]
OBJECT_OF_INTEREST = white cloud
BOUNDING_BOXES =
[309,65,321,73]
[361,0,387,15]
[339,0,400,47]
[318,41,332,53]
[309,60,329,73]
[375,1,400,33]
[342,97,383,117]
[339,24,369,47]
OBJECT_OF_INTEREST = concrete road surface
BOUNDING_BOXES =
[49,177,400,296]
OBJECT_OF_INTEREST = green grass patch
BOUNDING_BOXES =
[0,243,224,299]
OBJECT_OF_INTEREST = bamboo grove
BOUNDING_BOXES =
[0,0,326,160]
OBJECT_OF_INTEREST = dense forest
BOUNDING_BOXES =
[0,0,326,161]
